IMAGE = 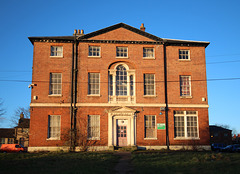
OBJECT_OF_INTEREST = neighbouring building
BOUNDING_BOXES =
[209,125,232,145]
[233,134,240,144]
[0,128,15,145]
[28,23,210,151]
[15,113,30,147]
[0,113,30,147]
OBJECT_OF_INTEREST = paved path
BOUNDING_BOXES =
[114,152,134,174]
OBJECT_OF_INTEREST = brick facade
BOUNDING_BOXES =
[29,23,210,151]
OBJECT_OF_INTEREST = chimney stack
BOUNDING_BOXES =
[140,23,146,32]
[73,29,84,36]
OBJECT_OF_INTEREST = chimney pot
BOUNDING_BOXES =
[81,30,84,34]
[20,112,24,119]
[140,23,146,32]
[74,29,77,34]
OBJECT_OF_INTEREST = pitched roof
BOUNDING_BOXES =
[0,128,15,138]
[78,23,163,41]
[209,125,232,132]
[28,23,209,47]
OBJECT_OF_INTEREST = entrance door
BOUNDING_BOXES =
[117,125,127,146]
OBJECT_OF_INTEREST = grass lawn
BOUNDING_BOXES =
[0,152,119,174]
[132,151,240,174]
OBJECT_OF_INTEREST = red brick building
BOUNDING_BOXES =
[28,23,210,151]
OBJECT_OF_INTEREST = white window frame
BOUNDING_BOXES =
[174,111,199,139]
[180,75,191,97]
[179,50,190,60]
[88,115,100,140]
[116,47,128,58]
[116,65,128,96]
[88,73,100,96]
[108,63,135,103]
[50,46,63,57]
[88,46,101,57]
[144,115,157,139]
[143,47,155,59]
[49,73,62,96]
[47,115,61,140]
[144,74,155,96]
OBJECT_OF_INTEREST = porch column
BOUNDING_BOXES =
[130,114,136,145]
[108,114,113,146]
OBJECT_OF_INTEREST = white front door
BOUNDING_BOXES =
[107,107,137,147]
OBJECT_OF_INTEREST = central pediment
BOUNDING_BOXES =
[78,23,163,42]
[108,106,137,114]
[86,28,155,41]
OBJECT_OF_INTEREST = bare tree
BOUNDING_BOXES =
[62,117,97,151]
[10,106,30,127]
[216,124,230,129]
[0,98,6,123]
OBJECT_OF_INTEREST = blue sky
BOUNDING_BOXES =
[0,0,240,133]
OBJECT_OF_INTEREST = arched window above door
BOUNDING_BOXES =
[109,63,135,103]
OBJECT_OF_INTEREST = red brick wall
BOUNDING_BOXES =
[31,42,72,104]
[166,46,208,105]
[29,27,209,148]
[136,107,166,146]
[78,42,165,103]
[29,107,70,147]
[30,106,209,147]
[168,108,210,146]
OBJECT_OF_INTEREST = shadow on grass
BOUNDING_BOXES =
[0,152,119,174]
[131,151,240,174]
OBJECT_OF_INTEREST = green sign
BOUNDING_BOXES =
[157,123,165,130]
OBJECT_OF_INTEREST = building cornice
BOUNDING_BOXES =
[28,37,209,47]
[30,103,209,108]
[78,40,164,45]
[28,23,209,48]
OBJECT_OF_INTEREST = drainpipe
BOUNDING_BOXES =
[163,42,170,150]
[70,33,78,151]
[70,35,75,151]
[73,35,78,151]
